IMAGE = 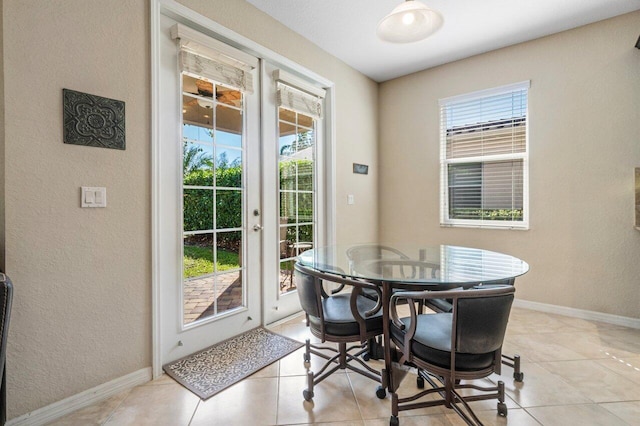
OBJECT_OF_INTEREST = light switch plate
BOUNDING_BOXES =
[81,187,107,208]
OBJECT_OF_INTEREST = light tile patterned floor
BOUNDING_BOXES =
[49,307,640,425]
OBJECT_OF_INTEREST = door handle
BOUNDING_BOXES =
[253,224,263,232]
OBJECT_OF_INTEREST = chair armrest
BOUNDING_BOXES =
[295,263,382,317]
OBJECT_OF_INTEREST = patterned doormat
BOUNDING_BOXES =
[163,327,303,400]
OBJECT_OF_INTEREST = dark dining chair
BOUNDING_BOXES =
[0,273,14,426]
[423,279,524,382]
[294,263,386,401]
[388,285,515,426]
[345,244,439,360]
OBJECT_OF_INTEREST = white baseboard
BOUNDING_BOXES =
[266,311,305,328]
[7,367,152,426]
[514,299,640,329]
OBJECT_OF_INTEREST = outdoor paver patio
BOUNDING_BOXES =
[183,271,297,324]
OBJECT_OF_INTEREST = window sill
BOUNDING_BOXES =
[440,223,529,231]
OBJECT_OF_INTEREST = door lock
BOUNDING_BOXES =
[253,224,263,232]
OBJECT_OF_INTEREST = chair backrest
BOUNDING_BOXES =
[295,264,322,319]
[455,287,514,354]
[0,273,13,384]
[346,244,408,261]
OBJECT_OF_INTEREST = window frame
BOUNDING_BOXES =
[439,81,530,230]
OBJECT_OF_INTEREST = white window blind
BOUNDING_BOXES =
[171,24,256,94]
[274,69,325,120]
[439,81,529,228]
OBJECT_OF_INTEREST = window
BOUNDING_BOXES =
[439,81,529,229]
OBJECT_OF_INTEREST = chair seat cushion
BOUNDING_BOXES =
[391,313,495,371]
[309,293,383,337]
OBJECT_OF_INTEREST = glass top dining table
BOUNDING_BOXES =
[296,243,530,398]
[297,243,529,288]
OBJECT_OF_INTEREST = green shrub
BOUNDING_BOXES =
[450,208,523,220]
[184,159,314,245]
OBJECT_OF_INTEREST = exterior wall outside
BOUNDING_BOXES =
[379,11,640,319]
[2,0,379,419]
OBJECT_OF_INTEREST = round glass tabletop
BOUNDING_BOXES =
[297,243,529,286]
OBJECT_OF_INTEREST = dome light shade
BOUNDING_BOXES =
[377,0,443,43]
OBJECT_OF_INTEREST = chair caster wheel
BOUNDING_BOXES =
[376,385,386,399]
[497,402,508,417]
[362,352,370,362]
[416,376,425,389]
[390,415,399,426]
[303,389,314,401]
[514,372,524,382]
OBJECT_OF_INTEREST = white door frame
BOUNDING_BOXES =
[151,0,336,378]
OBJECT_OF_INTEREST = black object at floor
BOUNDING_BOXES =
[0,273,14,426]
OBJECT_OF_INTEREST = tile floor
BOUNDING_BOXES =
[49,307,640,425]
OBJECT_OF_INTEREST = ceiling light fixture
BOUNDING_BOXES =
[196,98,213,109]
[377,0,443,43]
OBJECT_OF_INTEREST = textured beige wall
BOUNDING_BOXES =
[177,0,380,244]
[3,0,151,418]
[2,0,378,419]
[379,11,640,319]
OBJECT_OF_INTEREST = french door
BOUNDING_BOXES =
[155,11,329,367]
[261,63,326,324]
[157,15,261,364]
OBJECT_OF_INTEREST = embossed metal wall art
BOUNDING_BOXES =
[63,89,125,150]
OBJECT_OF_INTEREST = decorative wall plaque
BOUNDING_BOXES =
[63,89,125,150]
[353,163,369,175]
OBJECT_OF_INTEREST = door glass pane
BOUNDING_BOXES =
[214,232,242,315]
[216,86,242,108]
[279,128,296,156]
[297,225,313,256]
[183,124,213,144]
[297,114,313,128]
[297,160,313,191]
[183,142,213,184]
[298,193,313,223]
[279,161,297,190]
[279,225,296,260]
[183,232,214,325]
[215,231,242,272]
[216,189,242,229]
[216,271,243,314]
[278,107,316,295]
[215,148,242,188]
[183,94,214,129]
[183,233,214,279]
[182,74,246,325]
[183,189,213,232]
[280,191,296,222]
[279,259,296,293]
[183,275,215,325]
[216,104,242,146]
